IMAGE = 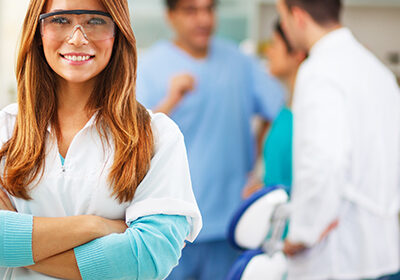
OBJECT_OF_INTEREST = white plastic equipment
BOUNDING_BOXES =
[226,186,290,280]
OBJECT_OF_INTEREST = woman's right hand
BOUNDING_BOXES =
[0,188,16,212]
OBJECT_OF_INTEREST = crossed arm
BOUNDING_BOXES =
[0,190,189,280]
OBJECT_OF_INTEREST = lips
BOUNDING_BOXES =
[60,53,95,62]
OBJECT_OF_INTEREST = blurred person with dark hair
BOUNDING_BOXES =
[243,20,307,198]
[277,0,400,279]
[262,21,306,194]
[136,0,285,279]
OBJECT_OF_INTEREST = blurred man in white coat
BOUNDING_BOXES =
[277,0,400,279]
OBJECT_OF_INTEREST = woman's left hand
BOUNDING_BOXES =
[0,188,16,212]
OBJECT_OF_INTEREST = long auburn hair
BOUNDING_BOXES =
[0,0,154,203]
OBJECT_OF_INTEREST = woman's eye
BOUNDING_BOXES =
[50,16,70,24]
[88,18,106,25]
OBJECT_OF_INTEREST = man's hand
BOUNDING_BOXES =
[155,73,196,115]
[283,240,306,257]
[283,219,339,257]
[169,74,195,104]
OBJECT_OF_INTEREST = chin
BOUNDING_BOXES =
[61,75,94,84]
[192,37,211,49]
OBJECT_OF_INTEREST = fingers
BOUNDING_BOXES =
[170,74,196,96]
[319,219,339,242]
[283,240,306,257]
[0,188,16,211]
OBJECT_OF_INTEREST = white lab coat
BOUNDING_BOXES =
[288,28,400,280]
[0,104,202,279]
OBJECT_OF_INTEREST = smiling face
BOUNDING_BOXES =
[41,0,115,86]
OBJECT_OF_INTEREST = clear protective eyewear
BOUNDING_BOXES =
[39,10,115,42]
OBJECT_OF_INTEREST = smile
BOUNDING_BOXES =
[60,53,95,62]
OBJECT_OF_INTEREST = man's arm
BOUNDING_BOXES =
[287,74,348,248]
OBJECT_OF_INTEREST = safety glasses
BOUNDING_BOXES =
[39,10,115,42]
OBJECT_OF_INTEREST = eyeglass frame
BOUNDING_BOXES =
[39,9,113,21]
[39,10,116,41]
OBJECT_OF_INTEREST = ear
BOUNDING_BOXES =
[290,6,308,29]
[166,9,174,26]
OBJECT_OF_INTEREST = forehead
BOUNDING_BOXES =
[45,0,107,13]
[177,0,214,7]
[277,0,287,9]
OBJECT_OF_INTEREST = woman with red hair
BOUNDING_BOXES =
[0,0,202,279]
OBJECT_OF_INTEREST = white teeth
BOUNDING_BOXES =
[64,55,92,62]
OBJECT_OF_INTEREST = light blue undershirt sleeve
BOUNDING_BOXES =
[0,210,34,267]
[74,214,190,280]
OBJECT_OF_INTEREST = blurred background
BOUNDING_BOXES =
[1,0,400,108]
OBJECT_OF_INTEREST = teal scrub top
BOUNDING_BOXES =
[263,106,293,195]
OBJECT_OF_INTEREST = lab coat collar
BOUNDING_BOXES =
[46,111,98,133]
[309,27,353,57]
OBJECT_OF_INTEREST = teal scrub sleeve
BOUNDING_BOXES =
[74,214,190,280]
[0,210,34,267]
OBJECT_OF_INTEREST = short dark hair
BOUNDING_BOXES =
[165,0,180,10]
[275,20,293,53]
[285,0,342,25]
[165,0,217,10]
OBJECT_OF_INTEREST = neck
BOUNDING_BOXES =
[57,78,95,116]
[284,69,298,108]
[174,39,209,59]
[306,23,342,52]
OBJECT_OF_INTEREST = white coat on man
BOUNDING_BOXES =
[287,27,400,280]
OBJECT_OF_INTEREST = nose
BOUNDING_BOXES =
[67,25,89,46]
[197,8,214,24]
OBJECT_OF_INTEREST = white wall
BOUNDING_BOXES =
[254,2,400,78]
[343,6,400,77]
[0,0,30,108]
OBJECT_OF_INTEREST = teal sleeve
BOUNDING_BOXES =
[263,107,293,195]
[74,214,190,280]
[0,210,34,267]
